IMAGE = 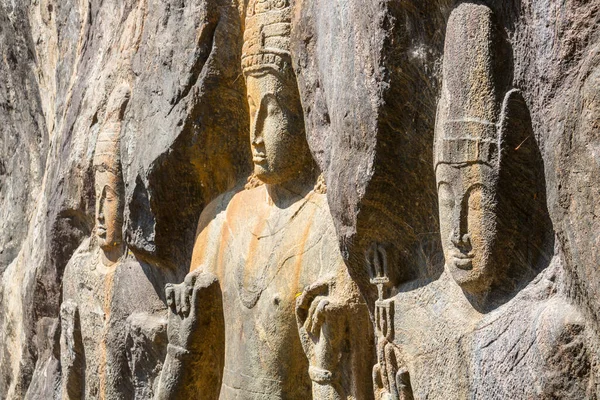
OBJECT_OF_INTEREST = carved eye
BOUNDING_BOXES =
[467,186,484,212]
[103,185,117,203]
[438,183,455,210]
[266,97,282,117]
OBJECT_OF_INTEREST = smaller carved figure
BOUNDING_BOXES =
[60,84,171,399]
[368,244,413,400]
[60,84,131,399]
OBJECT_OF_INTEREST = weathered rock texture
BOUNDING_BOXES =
[0,0,598,398]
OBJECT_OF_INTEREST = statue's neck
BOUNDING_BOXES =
[100,243,125,267]
[265,169,316,204]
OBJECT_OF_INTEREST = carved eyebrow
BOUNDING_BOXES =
[255,93,279,120]
[103,184,118,194]
[437,180,451,190]
[462,183,487,201]
[259,92,277,106]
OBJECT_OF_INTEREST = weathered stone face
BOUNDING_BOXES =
[246,72,308,185]
[94,168,123,252]
[436,162,498,292]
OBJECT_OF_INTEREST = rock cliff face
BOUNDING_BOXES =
[0,0,598,399]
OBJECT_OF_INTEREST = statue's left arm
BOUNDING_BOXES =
[155,269,225,400]
[296,278,374,400]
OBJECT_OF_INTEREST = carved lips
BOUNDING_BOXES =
[448,250,474,270]
[252,151,267,164]
[97,225,107,238]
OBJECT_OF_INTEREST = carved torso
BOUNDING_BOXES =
[61,241,170,399]
[190,185,352,399]
[388,263,593,399]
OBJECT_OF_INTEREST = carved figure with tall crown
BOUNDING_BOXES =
[373,4,595,399]
[154,0,373,398]
[61,84,172,399]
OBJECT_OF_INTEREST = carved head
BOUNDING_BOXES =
[434,127,500,293]
[93,85,129,254]
[435,4,550,297]
[242,0,310,185]
[434,4,503,293]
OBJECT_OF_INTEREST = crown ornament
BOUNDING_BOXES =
[434,4,502,170]
[93,84,130,175]
[242,0,292,74]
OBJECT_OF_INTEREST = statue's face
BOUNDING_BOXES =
[246,72,306,184]
[95,166,123,251]
[436,163,498,292]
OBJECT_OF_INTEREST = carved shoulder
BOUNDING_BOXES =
[534,297,593,398]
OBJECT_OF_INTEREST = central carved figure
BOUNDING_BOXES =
[155,1,372,398]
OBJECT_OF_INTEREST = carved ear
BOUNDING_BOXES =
[495,88,552,276]
[497,89,534,166]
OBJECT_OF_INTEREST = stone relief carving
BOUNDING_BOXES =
[381,3,596,399]
[153,0,373,398]
[3,0,599,399]
[60,84,172,399]
[368,244,413,400]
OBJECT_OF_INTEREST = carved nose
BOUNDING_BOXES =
[252,135,264,146]
[250,113,263,147]
[451,229,471,249]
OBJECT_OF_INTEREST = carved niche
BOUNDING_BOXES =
[153,0,373,399]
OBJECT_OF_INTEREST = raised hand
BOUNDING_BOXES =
[164,268,220,354]
[295,280,346,385]
[156,268,224,400]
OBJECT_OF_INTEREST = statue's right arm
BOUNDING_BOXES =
[60,300,85,400]
[155,270,225,400]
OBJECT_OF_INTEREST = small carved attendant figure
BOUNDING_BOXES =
[154,0,373,398]
[61,85,170,399]
[368,244,413,400]
[61,84,130,399]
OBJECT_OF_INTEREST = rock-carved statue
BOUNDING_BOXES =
[61,84,172,399]
[376,3,596,399]
[369,244,413,400]
[154,0,373,398]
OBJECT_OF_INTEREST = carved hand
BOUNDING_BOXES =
[164,268,220,354]
[156,269,224,400]
[295,280,346,385]
[60,300,84,400]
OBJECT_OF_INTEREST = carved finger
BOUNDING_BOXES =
[305,295,326,335]
[184,269,198,287]
[175,285,185,315]
[165,284,175,311]
[181,284,192,317]
[310,298,330,336]
[296,281,330,324]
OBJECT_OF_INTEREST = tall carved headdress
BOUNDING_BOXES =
[242,0,292,75]
[434,4,502,170]
[93,85,130,176]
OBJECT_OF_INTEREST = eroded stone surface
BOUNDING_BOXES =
[0,0,599,399]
